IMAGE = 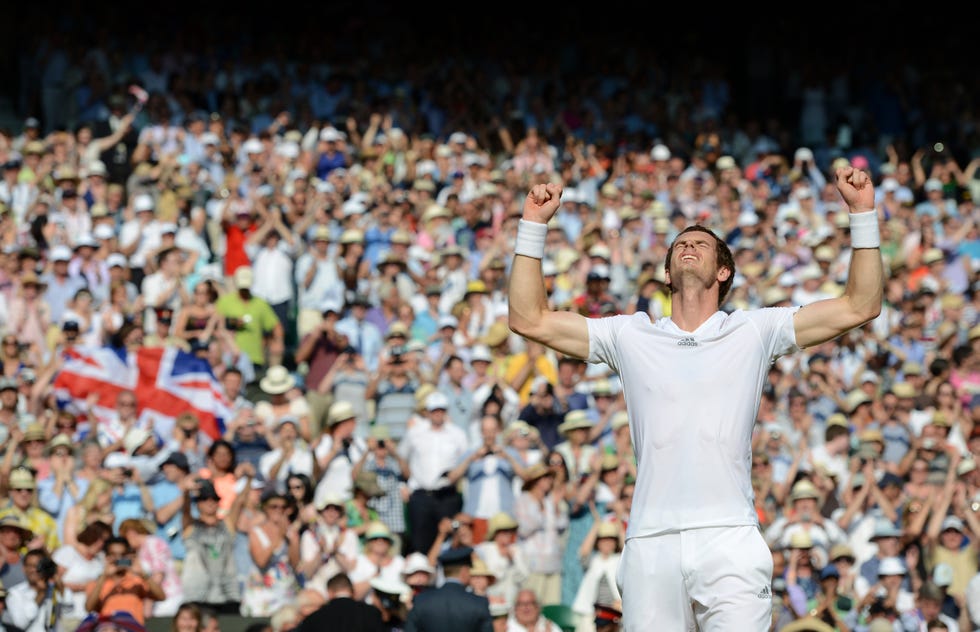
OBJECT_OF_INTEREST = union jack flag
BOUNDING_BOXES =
[52,345,231,440]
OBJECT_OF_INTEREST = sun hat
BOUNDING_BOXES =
[326,400,357,427]
[485,512,519,540]
[0,513,33,539]
[46,433,75,455]
[521,462,554,490]
[259,365,296,395]
[353,471,385,498]
[558,409,593,435]
[789,480,820,502]
[123,427,153,455]
[363,520,395,542]
[402,552,436,577]
[470,557,496,582]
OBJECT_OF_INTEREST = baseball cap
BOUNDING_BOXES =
[161,452,190,472]
[233,266,253,289]
[425,391,450,411]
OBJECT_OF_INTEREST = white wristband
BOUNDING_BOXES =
[848,211,880,249]
[515,219,548,259]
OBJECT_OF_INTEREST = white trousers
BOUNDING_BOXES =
[617,525,773,631]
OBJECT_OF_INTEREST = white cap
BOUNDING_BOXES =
[470,344,492,363]
[133,194,155,212]
[50,244,73,262]
[651,144,671,161]
[243,138,264,154]
[794,147,814,162]
[93,224,115,241]
[106,253,128,268]
[320,127,343,142]
[103,452,131,469]
[425,391,450,411]
[438,315,458,329]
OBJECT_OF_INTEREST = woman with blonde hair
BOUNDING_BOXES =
[63,478,115,548]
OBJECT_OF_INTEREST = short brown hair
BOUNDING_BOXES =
[664,225,735,307]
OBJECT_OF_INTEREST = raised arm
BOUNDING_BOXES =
[793,167,883,349]
[508,182,590,359]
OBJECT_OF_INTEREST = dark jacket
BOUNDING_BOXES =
[404,580,492,632]
[295,597,384,632]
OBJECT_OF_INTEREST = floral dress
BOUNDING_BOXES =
[240,525,300,617]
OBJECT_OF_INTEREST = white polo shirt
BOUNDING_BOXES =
[588,308,799,539]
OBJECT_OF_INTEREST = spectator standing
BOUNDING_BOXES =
[514,461,568,607]
[215,266,284,373]
[398,390,469,556]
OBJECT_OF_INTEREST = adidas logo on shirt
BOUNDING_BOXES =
[757,586,771,599]
[677,337,698,347]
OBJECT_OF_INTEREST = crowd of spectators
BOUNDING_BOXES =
[1,6,980,632]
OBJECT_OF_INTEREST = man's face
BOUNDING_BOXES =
[514,592,540,626]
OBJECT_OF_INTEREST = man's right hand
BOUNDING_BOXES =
[522,183,563,224]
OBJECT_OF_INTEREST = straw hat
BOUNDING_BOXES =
[326,400,357,427]
[521,462,554,490]
[558,409,594,435]
[485,512,519,540]
[0,513,34,540]
[470,557,496,583]
[260,365,296,395]
[46,433,74,455]
[363,520,395,542]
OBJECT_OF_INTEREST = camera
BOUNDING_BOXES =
[122,468,134,478]
[36,556,58,580]
[116,558,132,569]
[451,520,461,531]
[377,439,386,448]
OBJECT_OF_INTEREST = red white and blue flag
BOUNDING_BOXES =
[52,345,231,440]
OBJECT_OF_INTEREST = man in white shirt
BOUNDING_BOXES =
[258,416,314,493]
[118,193,163,283]
[398,391,468,556]
[507,170,883,630]
[294,225,342,339]
[245,212,296,329]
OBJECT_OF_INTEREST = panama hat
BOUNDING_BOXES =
[485,512,519,540]
[353,471,385,499]
[326,400,357,427]
[0,513,33,540]
[22,422,46,443]
[46,433,74,455]
[470,557,496,583]
[260,365,295,395]
[123,427,153,455]
[789,480,820,502]
[363,520,395,542]
[480,321,510,348]
[6,467,35,490]
[558,409,593,435]
[521,461,555,490]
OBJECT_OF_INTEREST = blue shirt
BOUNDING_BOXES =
[110,482,145,533]
[150,479,186,560]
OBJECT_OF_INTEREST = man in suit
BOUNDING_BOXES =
[404,546,493,632]
[294,573,383,632]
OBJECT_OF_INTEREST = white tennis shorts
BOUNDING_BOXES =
[616,525,773,631]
